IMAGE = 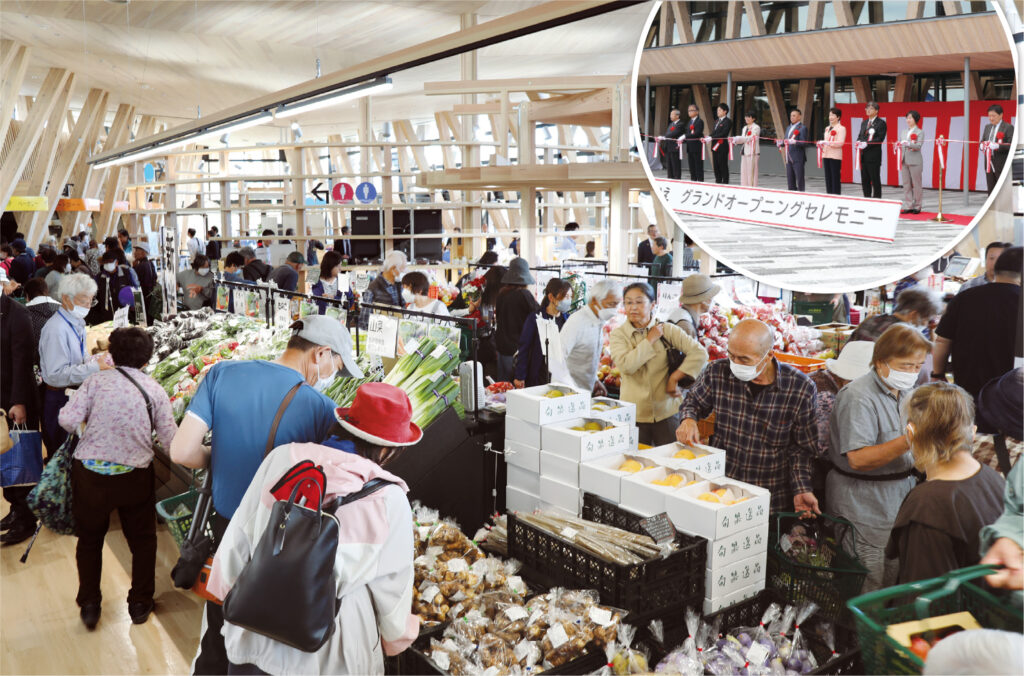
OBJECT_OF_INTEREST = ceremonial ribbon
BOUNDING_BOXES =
[701,137,709,160]
[651,137,660,160]
[854,142,862,172]
[678,138,684,160]
[727,137,734,161]
[936,136,946,171]
[982,141,994,173]
[816,140,825,169]
[893,141,903,171]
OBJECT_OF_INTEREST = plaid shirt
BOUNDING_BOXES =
[681,358,818,513]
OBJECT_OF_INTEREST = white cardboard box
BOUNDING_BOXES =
[505,384,590,425]
[506,486,542,514]
[703,524,769,572]
[579,452,659,504]
[703,582,764,615]
[646,442,727,478]
[507,465,540,495]
[620,466,707,518]
[504,440,541,472]
[589,397,637,426]
[666,479,771,541]
[705,551,768,598]
[539,476,582,516]
[539,502,576,519]
[540,451,581,486]
[506,416,543,450]
[541,418,631,462]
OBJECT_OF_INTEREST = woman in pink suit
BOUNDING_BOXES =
[822,107,847,194]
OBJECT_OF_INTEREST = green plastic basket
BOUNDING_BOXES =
[155,489,200,550]
[847,564,1023,675]
[767,512,868,621]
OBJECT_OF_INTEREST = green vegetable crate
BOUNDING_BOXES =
[847,564,1023,675]
[156,489,201,550]
[767,512,868,621]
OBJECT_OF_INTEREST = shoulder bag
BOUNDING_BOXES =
[116,367,162,454]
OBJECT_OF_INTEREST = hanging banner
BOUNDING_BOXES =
[656,178,901,243]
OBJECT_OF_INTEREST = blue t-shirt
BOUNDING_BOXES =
[186,360,337,518]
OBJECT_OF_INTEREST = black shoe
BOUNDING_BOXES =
[0,521,36,545]
[80,603,101,630]
[128,600,154,625]
[911,209,921,214]
[0,511,16,531]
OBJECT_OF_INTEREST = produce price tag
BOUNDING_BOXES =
[505,606,529,622]
[428,370,444,383]
[366,313,399,358]
[274,296,291,327]
[482,667,501,676]
[471,559,489,575]
[421,585,440,603]
[656,282,683,319]
[426,546,443,558]
[560,527,579,540]
[430,344,447,359]
[431,651,451,671]
[507,575,526,595]
[417,526,432,541]
[446,558,468,574]
[589,607,614,627]
[745,642,771,666]
[231,290,247,315]
[528,608,544,627]
[513,640,533,663]
[405,338,420,355]
[640,513,677,544]
[418,579,433,592]
[546,624,569,650]
[113,305,130,328]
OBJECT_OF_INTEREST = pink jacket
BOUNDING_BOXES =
[823,124,847,160]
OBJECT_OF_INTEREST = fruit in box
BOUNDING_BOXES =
[583,421,603,431]
[652,474,685,487]
[618,460,644,473]
[698,493,720,503]
[544,389,565,399]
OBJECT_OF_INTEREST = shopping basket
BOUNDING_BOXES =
[847,564,1023,675]
[155,470,215,551]
[767,512,868,621]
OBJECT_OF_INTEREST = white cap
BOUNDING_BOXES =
[826,341,874,382]
[290,315,363,378]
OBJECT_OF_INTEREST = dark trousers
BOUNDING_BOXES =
[786,159,806,191]
[861,160,882,198]
[71,461,156,607]
[193,514,231,675]
[42,388,69,456]
[3,485,35,526]
[712,148,729,184]
[687,150,704,182]
[638,414,680,447]
[823,158,842,194]
[664,144,682,179]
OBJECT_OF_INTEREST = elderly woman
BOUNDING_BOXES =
[58,327,177,630]
[609,282,707,446]
[668,273,721,339]
[886,382,1004,584]
[828,323,932,592]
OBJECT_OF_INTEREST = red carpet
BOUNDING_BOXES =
[898,210,973,225]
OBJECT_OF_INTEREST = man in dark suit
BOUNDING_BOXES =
[857,101,887,198]
[981,104,1014,195]
[660,110,685,180]
[785,108,809,191]
[710,103,733,184]
[683,105,705,182]
[637,224,659,264]
[333,225,354,260]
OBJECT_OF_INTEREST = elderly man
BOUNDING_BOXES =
[240,246,271,283]
[269,251,306,292]
[850,287,942,342]
[555,279,622,395]
[368,249,407,306]
[677,318,819,515]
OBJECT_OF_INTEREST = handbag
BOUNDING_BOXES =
[222,475,396,652]
[25,433,78,538]
[0,409,12,454]
[171,381,303,591]
[660,335,686,374]
[0,424,43,487]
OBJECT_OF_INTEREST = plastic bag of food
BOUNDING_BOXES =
[413,578,450,624]
[512,639,543,669]
[443,609,490,644]
[608,624,649,675]
[585,603,622,648]
[540,610,590,668]
[783,602,820,674]
[490,600,532,644]
[478,634,517,670]
[429,637,473,675]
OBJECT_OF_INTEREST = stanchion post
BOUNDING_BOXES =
[931,165,951,223]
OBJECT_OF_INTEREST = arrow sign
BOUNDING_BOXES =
[310,182,330,202]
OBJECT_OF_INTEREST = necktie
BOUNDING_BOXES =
[990,125,997,143]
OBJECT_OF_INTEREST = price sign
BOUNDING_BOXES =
[113,306,130,328]
[366,313,399,358]
[639,512,677,544]
[274,295,291,327]
[232,290,247,315]
[656,282,682,319]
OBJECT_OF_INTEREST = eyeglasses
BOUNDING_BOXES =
[75,297,98,307]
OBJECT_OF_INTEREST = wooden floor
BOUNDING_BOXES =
[0,503,204,675]
[653,169,980,291]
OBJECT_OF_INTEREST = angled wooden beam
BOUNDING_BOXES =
[691,84,713,130]
[528,87,613,127]
[807,1,826,30]
[93,103,136,237]
[796,79,815,126]
[696,14,716,40]
[764,80,787,142]
[658,1,675,46]
[66,91,111,233]
[43,89,105,238]
[670,2,695,44]
[743,1,766,36]
[852,76,873,104]
[833,1,855,26]
[451,102,502,114]
[725,2,742,39]
[0,67,71,210]
[906,1,925,19]
[941,1,961,15]
[967,71,982,100]
[433,113,457,169]
[0,44,30,152]
[893,75,914,102]
[23,75,77,245]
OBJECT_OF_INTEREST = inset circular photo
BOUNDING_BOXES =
[632,1,1018,292]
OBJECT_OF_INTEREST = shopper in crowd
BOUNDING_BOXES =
[849,287,942,343]
[613,282,707,446]
[89,249,139,324]
[367,249,406,307]
[208,383,418,674]
[885,382,1004,584]
[0,244,14,276]
[401,271,449,317]
[311,250,350,314]
[857,100,887,199]
[40,274,111,455]
[555,279,622,395]
[898,110,926,214]
[477,264,504,325]
[454,250,499,293]
[648,237,672,291]
[103,236,127,266]
[933,246,1021,403]
[678,318,817,514]
[810,341,874,459]
[83,237,101,276]
[822,107,846,195]
[59,327,177,629]
[116,228,133,255]
[269,251,306,292]
[738,110,761,188]
[9,239,35,284]
[556,222,581,259]
[177,254,215,311]
[33,247,56,280]
[257,229,275,265]
[637,224,659,265]
[132,243,157,300]
[222,251,247,283]
[240,246,272,283]
[14,233,35,258]
[980,458,1024,592]
[205,226,221,264]
[513,278,572,389]
[186,228,204,263]
[42,253,70,299]
[0,288,38,545]
[65,249,90,281]
[495,258,539,382]
[333,225,354,261]
[959,241,1011,293]
[585,241,596,258]
[923,629,1024,676]
[304,225,324,267]
[171,315,361,673]
[24,278,61,351]
[827,323,930,592]
[669,273,720,339]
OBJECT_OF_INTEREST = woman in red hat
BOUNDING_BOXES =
[207,382,421,675]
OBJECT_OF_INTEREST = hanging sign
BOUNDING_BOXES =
[331,182,354,203]
[366,313,399,358]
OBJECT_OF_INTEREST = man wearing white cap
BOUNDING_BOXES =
[669,274,721,339]
[171,314,362,674]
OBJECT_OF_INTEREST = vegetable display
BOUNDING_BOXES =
[382,337,465,428]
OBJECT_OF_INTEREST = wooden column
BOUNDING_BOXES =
[670,2,694,44]
[608,182,629,274]
[764,81,788,140]
[93,103,136,237]
[658,2,675,46]
[743,1,765,36]
[0,42,30,147]
[22,74,75,244]
[893,75,914,102]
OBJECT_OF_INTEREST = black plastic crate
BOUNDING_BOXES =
[581,492,646,534]
[389,640,607,675]
[508,511,705,619]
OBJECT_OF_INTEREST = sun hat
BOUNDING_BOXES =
[826,341,874,382]
[290,315,363,378]
[680,274,722,305]
[501,257,534,285]
[335,382,423,446]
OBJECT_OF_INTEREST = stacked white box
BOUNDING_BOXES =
[541,418,632,462]
[579,452,659,504]
[505,384,590,424]
[664,478,771,541]
[589,398,637,426]
[507,464,541,495]
[703,551,767,614]
[619,466,711,517]
[646,442,727,478]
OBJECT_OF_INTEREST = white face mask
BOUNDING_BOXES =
[882,365,918,391]
[71,304,91,319]
[598,307,618,321]
[401,288,415,304]
[64,264,72,273]
[730,351,769,382]
[198,268,210,276]
[103,262,116,273]
[556,298,571,313]
[312,352,335,393]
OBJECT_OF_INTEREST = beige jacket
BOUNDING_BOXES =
[609,319,708,424]
[823,124,846,160]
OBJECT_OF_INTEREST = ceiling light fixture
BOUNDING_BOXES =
[273,77,392,119]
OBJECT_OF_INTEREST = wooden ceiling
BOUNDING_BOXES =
[2,0,651,141]
[639,13,1014,85]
